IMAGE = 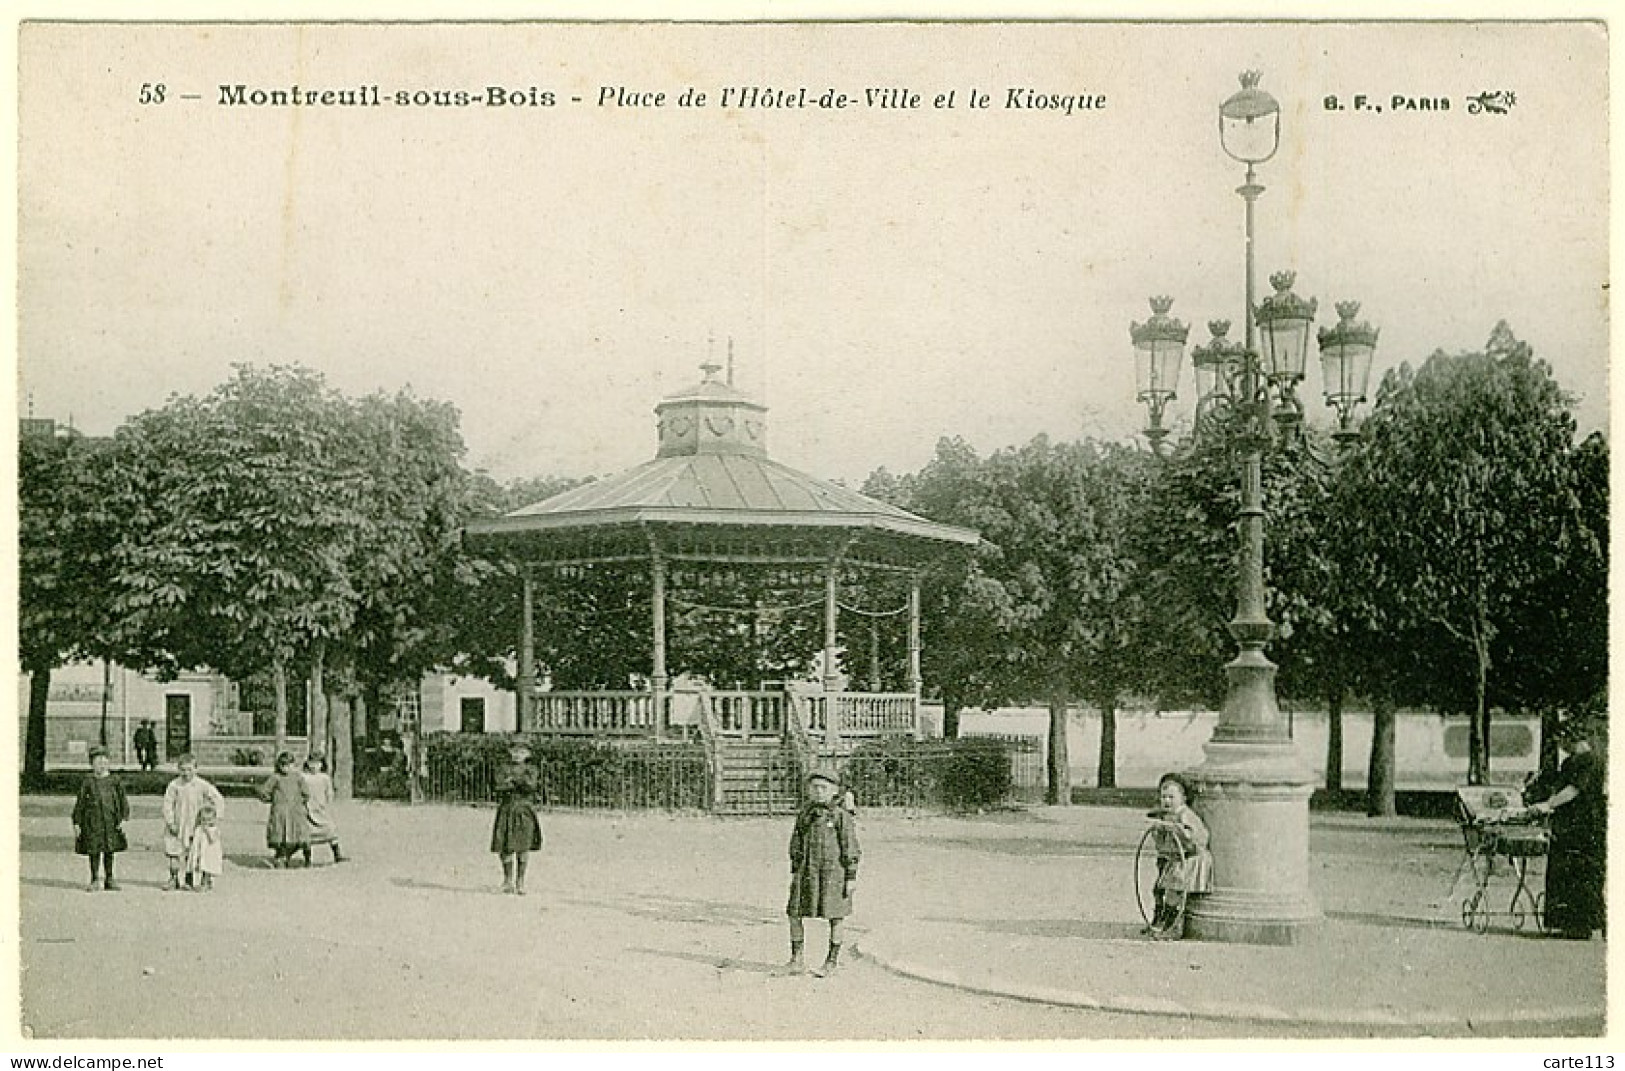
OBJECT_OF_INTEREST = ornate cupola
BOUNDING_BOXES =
[654,361,769,459]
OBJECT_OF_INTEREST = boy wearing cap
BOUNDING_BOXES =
[783,768,861,976]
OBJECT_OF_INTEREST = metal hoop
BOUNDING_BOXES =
[1134,823,1189,934]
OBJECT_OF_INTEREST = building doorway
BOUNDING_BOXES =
[164,694,191,760]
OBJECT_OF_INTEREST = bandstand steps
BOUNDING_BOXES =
[714,738,801,816]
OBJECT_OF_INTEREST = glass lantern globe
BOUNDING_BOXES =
[1130,296,1190,445]
[1318,300,1379,439]
[1255,271,1317,387]
[1219,70,1281,166]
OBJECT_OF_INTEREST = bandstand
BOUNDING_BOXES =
[464,362,978,813]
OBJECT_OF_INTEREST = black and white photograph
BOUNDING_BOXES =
[10,15,1612,1049]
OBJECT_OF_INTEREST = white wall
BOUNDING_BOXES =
[422,674,518,734]
[926,705,1540,790]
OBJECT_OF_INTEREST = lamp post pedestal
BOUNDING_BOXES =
[1187,634,1318,944]
[1187,741,1319,945]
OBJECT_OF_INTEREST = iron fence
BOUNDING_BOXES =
[422,735,709,810]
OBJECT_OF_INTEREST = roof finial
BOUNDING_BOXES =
[700,360,723,382]
[727,338,735,386]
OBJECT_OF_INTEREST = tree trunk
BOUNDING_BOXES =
[98,660,111,749]
[363,682,381,745]
[310,639,328,760]
[1539,707,1561,774]
[329,692,354,800]
[1473,624,1492,786]
[940,683,962,741]
[1325,685,1344,793]
[273,655,289,756]
[1096,698,1117,790]
[1046,673,1071,807]
[24,665,51,785]
[1366,697,1396,817]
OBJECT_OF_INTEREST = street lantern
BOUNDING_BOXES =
[1130,295,1190,450]
[1254,270,1318,394]
[1319,300,1381,442]
[1192,319,1242,411]
[1219,70,1281,166]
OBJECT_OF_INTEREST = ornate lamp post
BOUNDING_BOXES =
[1130,71,1380,944]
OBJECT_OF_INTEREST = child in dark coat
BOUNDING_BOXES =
[490,743,543,895]
[783,768,861,976]
[257,751,311,868]
[72,748,129,892]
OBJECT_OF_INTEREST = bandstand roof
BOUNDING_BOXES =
[465,362,979,566]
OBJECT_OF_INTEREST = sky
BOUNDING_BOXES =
[16,21,1610,487]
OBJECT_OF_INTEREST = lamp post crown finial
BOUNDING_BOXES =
[1208,319,1232,338]
[1269,270,1297,293]
[1240,70,1263,89]
[1149,295,1174,315]
[1335,300,1362,322]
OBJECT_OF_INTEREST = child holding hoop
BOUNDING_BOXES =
[1147,772,1212,938]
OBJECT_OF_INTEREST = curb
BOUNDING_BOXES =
[852,934,1605,1032]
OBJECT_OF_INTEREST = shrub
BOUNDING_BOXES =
[842,737,1016,811]
[230,747,264,767]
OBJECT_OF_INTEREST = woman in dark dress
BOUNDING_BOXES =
[72,748,129,892]
[1529,727,1606,939]
[491,743,543,895]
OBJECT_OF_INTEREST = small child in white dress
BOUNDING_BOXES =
[1147,772,1213,938]
[186,802,224,892]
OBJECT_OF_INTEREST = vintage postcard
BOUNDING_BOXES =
[9,15,1612,1052]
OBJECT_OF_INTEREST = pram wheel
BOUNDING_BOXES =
[1462,891,1491,934]
[1134,825,1187,937]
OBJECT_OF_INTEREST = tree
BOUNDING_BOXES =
[1131,410,1345,703]
[947,436,1151,803]
[102,366,481,796]
[1488,429,1608,773]
[18,429,121,782]
[1335,324,1587,784]
[105,367,368,741]
[864,441,1011,738]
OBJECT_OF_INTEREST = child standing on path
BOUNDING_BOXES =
[185,802,224,891]
[300,753,345,866]
[258,751,311,868]
[490,742,543,895]
[1147,772,1213,939]
[784,768,861,977]
[162,754,225,892]
[72,748,129,892]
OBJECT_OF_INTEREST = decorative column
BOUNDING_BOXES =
[517,572,535,733]
[907,573,924,741]
[650,548,669,737]
[822,558,842,694]
[869,621,882,693]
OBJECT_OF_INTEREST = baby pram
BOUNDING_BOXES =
[1450,784,1549,933]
